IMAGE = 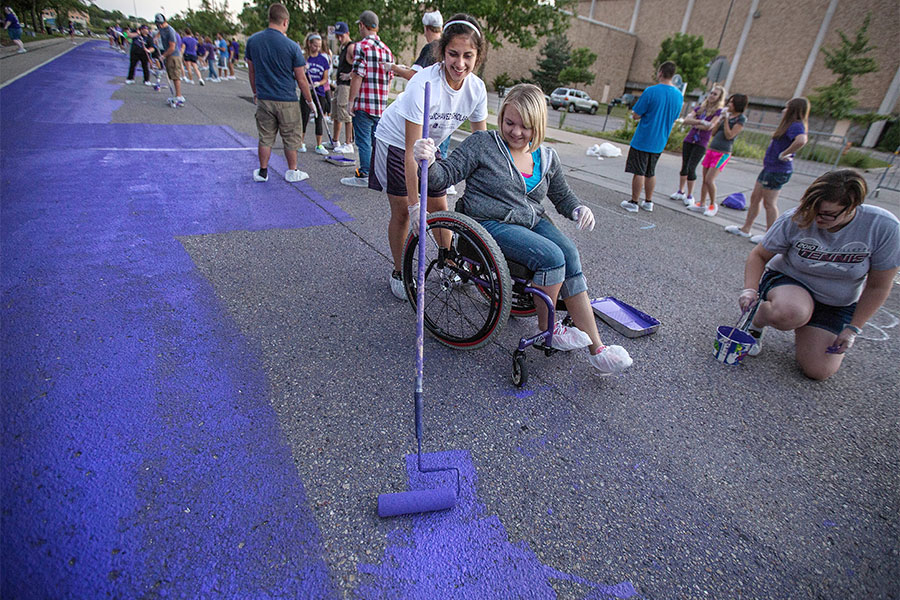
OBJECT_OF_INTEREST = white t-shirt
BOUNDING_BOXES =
[375,63,488,150]
[763,205,900,306]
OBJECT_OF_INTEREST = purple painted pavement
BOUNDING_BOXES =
[2,42,342,597]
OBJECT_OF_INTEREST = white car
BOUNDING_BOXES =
[550,87,599,114]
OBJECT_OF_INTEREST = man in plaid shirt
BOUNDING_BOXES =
[340,10,394,188]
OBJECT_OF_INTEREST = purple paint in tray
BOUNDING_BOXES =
[591,296,660,338]
[325,155,356,166]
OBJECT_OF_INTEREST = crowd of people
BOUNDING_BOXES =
[96,2,899,381]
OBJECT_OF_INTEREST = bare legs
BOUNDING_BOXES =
[678,175,696,198]
[630,175,655,204]
[739,181,780,234]
[699,166,721,208]
[388,193,448,271]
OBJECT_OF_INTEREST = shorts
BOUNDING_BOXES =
[757,169,792,190]
[183,53,197,63]
[334,85,352,123]
[625,147,661,177]
[165,55,184,81]
[8,27,22,41]
[370,139,446,197]
[759,270,856,335]
[217,53,227,68]
[255,99,303,150]
[702,149,731,171]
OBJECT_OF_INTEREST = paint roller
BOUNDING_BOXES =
[378,81,460,518]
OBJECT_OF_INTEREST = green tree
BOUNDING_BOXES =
[653,32,716,93]
[530,35,570,93]
[559,47,597,88]
[440,0,574,51]
[810,13,878,120]
[171,0,237,37]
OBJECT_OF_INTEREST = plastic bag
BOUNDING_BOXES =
[586,142,622,159]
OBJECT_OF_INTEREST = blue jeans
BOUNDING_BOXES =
[207,58,216,79]
[480,217,587,298]
[352,110,379,176]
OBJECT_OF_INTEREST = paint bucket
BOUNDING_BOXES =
[713,326,755,365]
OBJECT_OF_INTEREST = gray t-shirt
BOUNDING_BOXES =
[762,205,900,306]
[159,25,180,57]
[708,113,746,153]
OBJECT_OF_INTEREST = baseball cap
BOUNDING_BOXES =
[356,10,378,29]
[154,12,165,24]
[334,21,349,35]
[422,10,442,28]
[139,23,149,30]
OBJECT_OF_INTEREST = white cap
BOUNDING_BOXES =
[422,10,443,28]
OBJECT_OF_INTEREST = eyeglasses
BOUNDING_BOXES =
[816,206,850,221]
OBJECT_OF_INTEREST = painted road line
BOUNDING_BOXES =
[90,147,258,152]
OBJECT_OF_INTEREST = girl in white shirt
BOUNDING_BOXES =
[369,13,489,300]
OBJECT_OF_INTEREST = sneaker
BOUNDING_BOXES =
[17,48,26,53]
[669,191,685,201]
[284,169,309,183]
[143,80,153,86]
[198,79,205,86]
[446,184,458,196]
[125,79,135,84]
[323,141,335,150]
[315,144,329,155]
[639,200,653,212]
[390,270,406,300]
[683,195,694,207]
[749,234,765,244]
[588,345,633,375]
[175,96,185,102]
[549,321,592,351]
[687,202,705,212]
[341,171,369,187]
[339,143,355,154]
[253,168,268,182]
[299,143,307,153]
[724,225,752,238]
[620,200,639,213]
[747,327,764,356]
[703,204,718,217]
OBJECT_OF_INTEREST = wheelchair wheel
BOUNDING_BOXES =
[512,351,527,387]
[510,286,537,318]
[402,211,512,350]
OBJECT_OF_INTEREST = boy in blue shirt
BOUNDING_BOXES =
[622,61,682,213]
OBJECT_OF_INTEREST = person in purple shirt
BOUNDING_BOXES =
[671,85,724,209]
[180,28,204,85]
[228,37,239,78]
[3,7,25,53]
[203,36,219,82]
[726,97,809,243]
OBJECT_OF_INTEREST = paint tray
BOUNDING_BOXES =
[325,155,356,167]
[591,296,660,338]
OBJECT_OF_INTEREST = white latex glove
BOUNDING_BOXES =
[738,288,759,313]
[413,137,436,165]
[827,327,858,354]
[572,206,595,231]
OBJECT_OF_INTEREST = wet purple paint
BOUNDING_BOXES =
[355,450,636,598]
[2,42,340,597]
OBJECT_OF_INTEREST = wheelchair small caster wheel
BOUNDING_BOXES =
[512,351,527,387]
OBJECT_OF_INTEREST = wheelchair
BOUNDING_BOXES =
[401,211,576,387]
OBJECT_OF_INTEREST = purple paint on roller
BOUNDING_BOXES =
[358,451,636,598]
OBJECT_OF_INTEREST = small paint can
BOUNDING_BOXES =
[713,326,755,365]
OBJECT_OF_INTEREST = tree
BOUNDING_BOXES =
[440,0,575,51]
[530,35,570,93]
[559,47,597,88]
[653,33,717,94]
[170,0,237,37]
[810,13,878,120]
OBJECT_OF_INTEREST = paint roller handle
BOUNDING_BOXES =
[414,82,431,393]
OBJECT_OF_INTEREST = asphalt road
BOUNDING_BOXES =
[2,42,898,599]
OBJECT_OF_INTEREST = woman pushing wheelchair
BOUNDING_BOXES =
[414,83,633,375]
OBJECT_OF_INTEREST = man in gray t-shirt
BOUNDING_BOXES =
[155,14,184,104]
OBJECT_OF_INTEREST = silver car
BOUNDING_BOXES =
[550,87,599,114]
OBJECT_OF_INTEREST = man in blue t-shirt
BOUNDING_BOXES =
[245,2,317,183]
[622,61,683,213]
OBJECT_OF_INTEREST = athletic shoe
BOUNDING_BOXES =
[669,191,685,201]
[17,48,26,53]
[639,200,654,212]
[299,143,307,153]
[724,225,752,238]
[144,80,153,86]
[588,345,633,375]
[253,168,268,182]
[284,169,309,182]
[747,327,764,356]
[228,76,236,80]
[341,170,369,187]
[704,204,718,217]
[687,202,705,212]
[315,144,329,155]
[446,184,458,196]
[683,195,694,207]
[338,143,355,154]
[549,321,592,351]
[390,270,406,300]
[198,79,205,86]
[125,79,135,84]
[749,234,765,244]
[620,200,639,213]
[323,141,335,150]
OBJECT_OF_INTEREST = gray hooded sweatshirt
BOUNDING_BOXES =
[426,130,581,228]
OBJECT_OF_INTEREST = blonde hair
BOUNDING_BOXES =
[498,83,546,150]
[702,85,726,113]
[303,32,322,55]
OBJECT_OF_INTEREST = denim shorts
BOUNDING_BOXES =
[479,217,587,299]
[757,169,792,190]
[759,270,855,334]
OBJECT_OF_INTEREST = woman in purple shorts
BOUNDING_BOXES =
[670,85,724,209]
[726,97,809,243]
[737,170,900,380]
[694,93,747,216]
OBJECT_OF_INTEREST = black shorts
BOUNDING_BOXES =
[370,140,446,197]
[625,147,661,177]
[183,53,197,63]
[759,270,856,335]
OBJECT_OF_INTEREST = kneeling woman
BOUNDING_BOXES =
[415,83,632,375]
[738,170,900,380]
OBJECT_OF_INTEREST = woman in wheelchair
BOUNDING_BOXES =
[413,83,633,375]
